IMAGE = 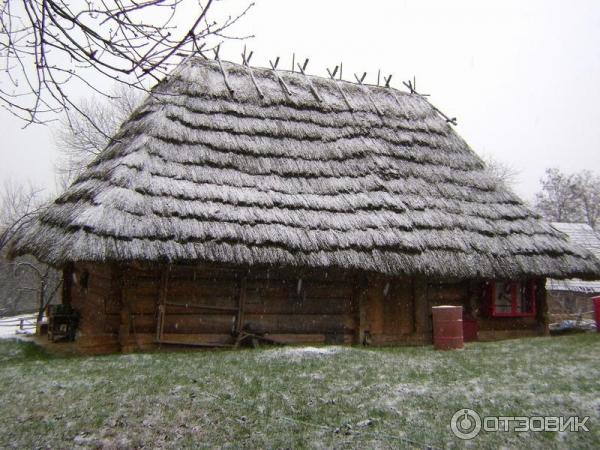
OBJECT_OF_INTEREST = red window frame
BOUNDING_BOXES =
[488,280,537,317]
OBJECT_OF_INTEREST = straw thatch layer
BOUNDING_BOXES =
[12,58,600,278]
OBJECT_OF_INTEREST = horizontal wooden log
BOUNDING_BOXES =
[478,317,537,331]
[266,333,355,344]
[370,332,431,346]
[167,279,238,296]
[244,296,352,315]
[124,297,157,314]
[159,333,235,346]
[478,329,540,341]
[243,313,356,334]
[163,314,236,334]
[427,282,469,303]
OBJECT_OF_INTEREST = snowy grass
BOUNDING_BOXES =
[0,335,598,449]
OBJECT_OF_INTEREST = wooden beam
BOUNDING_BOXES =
[164,301,237,312]
[155,339,233,348]
[155,266,170,342]
[115,263,130,349]
[537,278,550,336]
[356,275,369,344]
[62,262,73,306]
[413,276,429,335]
[235,276,248,334]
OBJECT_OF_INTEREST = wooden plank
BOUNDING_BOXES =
[244,296,352,315]
[383,277,414,335]
[167,280,238,296]
[356,276,368,344]
[537,278,550,336]
[156,266,169,342]
[414,276,428,334]
[370,332,430,346]
[164,301,238,312]
[235,276,247,333]
[156,340,233,348]
[428,281,469,303]
[162,314,236,334]
[243,313,356,334]
[367,276,385,336]
[62,263,73,306]
[478,316,537,331]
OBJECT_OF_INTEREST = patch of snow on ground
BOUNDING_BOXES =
[0,314,36,338]
[259,346,346,361]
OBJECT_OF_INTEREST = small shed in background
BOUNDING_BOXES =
[547,222,600,321]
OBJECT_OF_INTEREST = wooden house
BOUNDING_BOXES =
[546,222,600,320]
[10,58,600,353]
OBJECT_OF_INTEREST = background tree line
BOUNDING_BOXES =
[534,168,600,230]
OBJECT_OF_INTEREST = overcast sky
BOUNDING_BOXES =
[1,0,599,202]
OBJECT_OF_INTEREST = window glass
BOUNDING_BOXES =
[494,281,512,313]
[517,282,535,314]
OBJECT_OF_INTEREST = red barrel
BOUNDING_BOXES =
[593,296,600,333]
[432,305,464,350]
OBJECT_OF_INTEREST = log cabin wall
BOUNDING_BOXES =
[64,263,549,353]
[67,262,120,353]
[118,264,360,351]
[362,276,429,345]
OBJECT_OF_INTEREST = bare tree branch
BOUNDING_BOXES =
[0,179,48,253]
[54,83,144,187]
[0,0,254,125]
[481,153,521,191]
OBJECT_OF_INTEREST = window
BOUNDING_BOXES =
[488,281,536,317]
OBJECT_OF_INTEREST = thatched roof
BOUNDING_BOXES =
[11,58,600,279]
[547,223,600,292]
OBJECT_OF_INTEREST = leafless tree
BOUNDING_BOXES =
[482,154,521,190]
[534,168,584,224]
[54,84,144,187]
[0,180,59,319]
[0,0,253,125]
[13,261,61,324]
[573,170,600,229]
[0,179,47,253]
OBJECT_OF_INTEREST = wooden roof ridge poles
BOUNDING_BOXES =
[241,46,264,99]
[354,71,383,117]
[214,45,235,98]
[270,56,293,97]
[297,58,323,103]
[327,64,354,111]
[403,77,457,126]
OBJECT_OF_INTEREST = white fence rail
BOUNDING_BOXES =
[0,313,37,337]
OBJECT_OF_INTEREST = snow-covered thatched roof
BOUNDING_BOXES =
[11,58,600,279]
[547,223,600,292]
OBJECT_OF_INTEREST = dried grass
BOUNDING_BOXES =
[11,59,600,278]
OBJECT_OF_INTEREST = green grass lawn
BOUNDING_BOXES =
[0,334,598,449]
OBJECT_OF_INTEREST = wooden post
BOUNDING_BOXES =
[115,264,130,350]
[62,262,73,306]
[368,275,385,338]
[119,307,131,349]
[355,275,368,344]
[537,278,550,336]
[235,276,247,334]
[413,276,430,342]
[155,266,170,342]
